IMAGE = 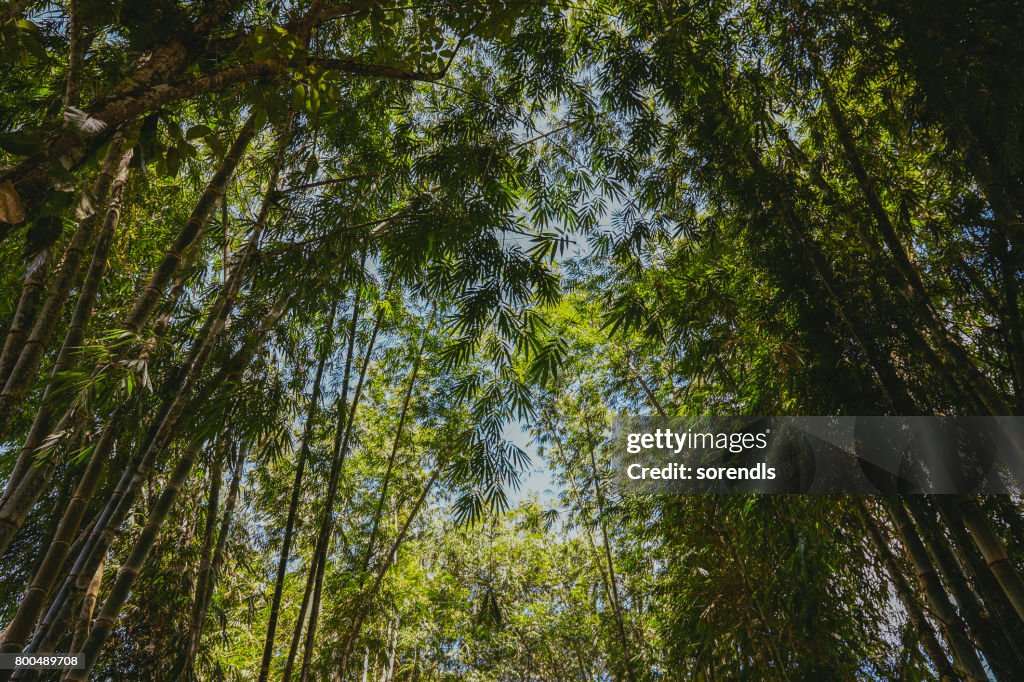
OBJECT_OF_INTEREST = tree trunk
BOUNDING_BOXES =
[68,554,103,653]
[124,114,257,335]
[61,112,289,679]
[18,295,287,666]
[905,497,1023,678]
[299,306,383,682]
[257,300,337,682]
[950,494,1024,623]
[175,439,225,681]
[937,496,1024,664]
[884,497,988,681]
[0,142,131,432]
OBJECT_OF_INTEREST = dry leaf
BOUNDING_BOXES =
[0,180,25,224]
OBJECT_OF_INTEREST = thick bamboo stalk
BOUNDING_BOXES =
[885,497,988,681]
[0,258,50,399]
[810,51,1009,417]
[283,553,319,682]
[65,439,204,681]
[68,554,103,653]
[21,294,288,662]
[58,118,288,681]
[0,406,127,662]
[0,113,262,561]
[0,143,130,432]
[0,118,254,552]
[936,496,1024,663]
[124,114,257,335]
[906,497,1023,678]
[0,136,124,410]
[952,495,1024,623]
[858,499,957,678]
[195,441,245,635]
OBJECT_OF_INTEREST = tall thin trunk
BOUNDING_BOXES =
[338,470,439,675]
[174,436,245,680]
[175,439,226,681]
[257,300,338,682]
[299,306,384,682]
[582,428,637,682]
[361,312,432,575]
[285,290,364,682]
[283,555,319,682]
[384,614,399,682]
[884,497,988,681]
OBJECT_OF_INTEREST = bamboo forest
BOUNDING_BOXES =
[2,0,1024,679]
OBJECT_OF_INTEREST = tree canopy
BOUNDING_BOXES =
[1,0,1024,680]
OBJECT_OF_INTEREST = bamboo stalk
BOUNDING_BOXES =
[65,439,204,681]
[257,300,338,682]
[361,310,432,575]
[174,437,225,681]
[0,117,255,553]
[951,495,1024,623]
[68,554,103,653]
[905,497,1022,677]
[809,49,1009,416]
[57,117,288,680]
[284,280,365,682]
[338,469,439,675]
[884,497,988,681]
[0,256,51,398]
[299,304,384,682]
[0,142,130,432]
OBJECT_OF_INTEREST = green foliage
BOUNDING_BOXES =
[1,0,1022,680]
